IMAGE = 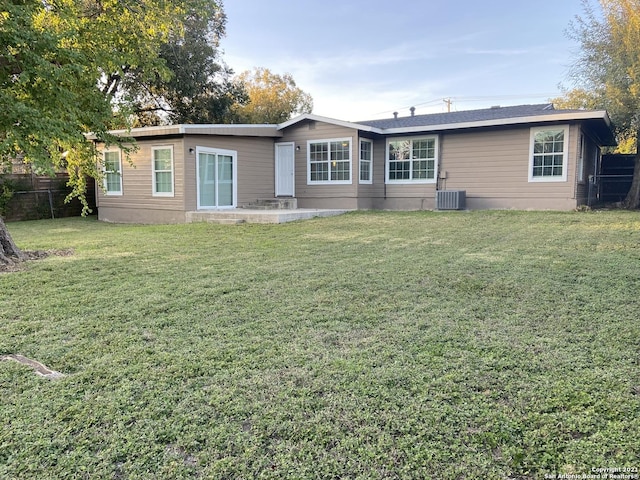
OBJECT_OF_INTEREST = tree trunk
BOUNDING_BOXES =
[622,134,640,209]
[0,217,26,265]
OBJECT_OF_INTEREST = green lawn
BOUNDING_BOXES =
[1,211,639,479]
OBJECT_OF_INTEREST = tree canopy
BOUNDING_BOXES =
[0,0,225,263]
[232,67,313,124]
[129,4,247,126]
[562,0,640,207]
[1,0,225,200]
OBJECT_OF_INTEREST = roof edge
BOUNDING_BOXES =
[380,110,612,135]
[278,113,381,133]
[100,123,281,139]
[91,109,613,141]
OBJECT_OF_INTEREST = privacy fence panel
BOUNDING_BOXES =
[0,174,96,221]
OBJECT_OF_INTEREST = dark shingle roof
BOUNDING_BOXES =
[356,103,583,129]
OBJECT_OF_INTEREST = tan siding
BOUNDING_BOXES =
[354,136,384,209]
[97,136,275,222]
[97,140,186,215]
[183,136,275,209]
[279,121,359,203]
[98,206,186,224]
[439,124,580,209]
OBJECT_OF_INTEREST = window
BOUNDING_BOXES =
[152,146,174,196]
[103,150,122,195]
[359,139,373,183]
[386,136,437,183]
[307,138,352,184]
[529,126,569,182]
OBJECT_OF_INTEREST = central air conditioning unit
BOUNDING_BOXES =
[436,190,466,210]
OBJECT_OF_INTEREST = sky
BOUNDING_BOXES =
[220,0,590,122]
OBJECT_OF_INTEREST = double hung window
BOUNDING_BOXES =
[529,126,569,182]
[308,138,352,184]
[103,150,122,195]
[386,137,437,183]
[359,139,373,183]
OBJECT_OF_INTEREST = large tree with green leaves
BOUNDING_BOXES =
[565,0,640,208]
[0,0,224,264]
[232,67,313,124]
[130,4,247,126]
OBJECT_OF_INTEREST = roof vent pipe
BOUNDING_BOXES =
[393,112,398,119]
[410,106,415,116]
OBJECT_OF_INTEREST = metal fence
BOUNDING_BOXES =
[599,154,635,203]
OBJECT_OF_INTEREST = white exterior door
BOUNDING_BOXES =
[275,142,295,197]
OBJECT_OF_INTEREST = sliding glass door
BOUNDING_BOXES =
[197,148,236,208]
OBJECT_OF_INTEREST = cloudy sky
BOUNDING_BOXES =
[221,0,590,121]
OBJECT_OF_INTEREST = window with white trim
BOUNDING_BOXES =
[307,138,352,184]
[529,126,569,182]
[359,139,373,184]
[386,136,437,183]
[152,146,174,196]
[103,150,122,195]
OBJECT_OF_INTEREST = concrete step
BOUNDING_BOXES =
[185,212,246,224]
[212,218,246,225]
[242,198,297,210]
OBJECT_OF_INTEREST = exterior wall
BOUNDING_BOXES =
[98,206,186,224]
[96,135,275,223]
[279,120,359,209]
[96,138,187,223]
[576,131,600,206]
[96,117,607,223]
[435,124,581,211]
[183,135,275,210]
[283,121,585,212]
[358,135,387,209]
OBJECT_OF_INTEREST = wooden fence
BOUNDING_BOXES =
[1,173,96,221]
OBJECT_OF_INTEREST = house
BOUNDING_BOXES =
[94,103,616,223]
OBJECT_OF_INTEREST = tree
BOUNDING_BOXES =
[0,0,223,265]
[566,0,640,208]
[232,67,313,124]
[130,5,247,126]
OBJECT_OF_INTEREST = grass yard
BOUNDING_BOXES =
[1,210,639,479]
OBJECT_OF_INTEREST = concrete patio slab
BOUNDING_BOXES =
[185,208,352,224]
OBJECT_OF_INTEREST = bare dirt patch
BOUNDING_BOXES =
[0,248,74,273]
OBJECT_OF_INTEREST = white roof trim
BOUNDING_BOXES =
[380,110,612,135]
[278,113,378,133]
[95,110,611,139]
[277,111,611,135]
[104,125,184,136]
[103,123,281,138]
[182,124,278,131]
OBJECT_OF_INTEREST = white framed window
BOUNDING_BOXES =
[529,126,569,182]
[103,150,122,195]
[386,136,438,183]
[152,146,174,196]
[307,138,352,184]
[359,139,373,184]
